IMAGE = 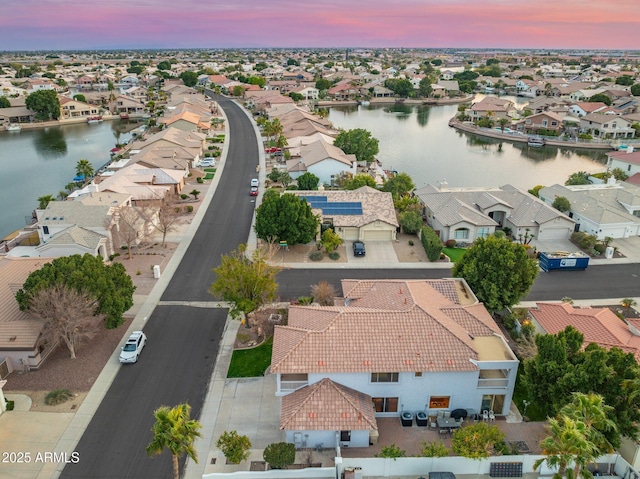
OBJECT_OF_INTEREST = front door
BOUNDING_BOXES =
[481,394,505,415]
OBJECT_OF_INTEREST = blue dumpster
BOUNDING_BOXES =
[539,251,590,272]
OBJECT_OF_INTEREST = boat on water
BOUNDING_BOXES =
[6,123,21,132]
[87,116,103,124]
[527,136,546,147]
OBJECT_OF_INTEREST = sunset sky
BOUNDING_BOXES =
[2,0,640,51]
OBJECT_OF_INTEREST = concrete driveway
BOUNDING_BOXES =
[346,241,399,264]
[610,236,640,261]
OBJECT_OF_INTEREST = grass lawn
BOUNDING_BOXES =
[442,247,466,263]
[227,336,273,378]
[203,172,215,180]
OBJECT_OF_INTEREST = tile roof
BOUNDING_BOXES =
[0,257,52,349]
[271,279,511,376]
[300,139,355,168]
[39,225,105,250]
[280,378,377,432]
[529,302,640,363]
[292,187,398,228]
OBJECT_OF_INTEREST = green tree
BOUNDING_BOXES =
[452,236,539,312]
[209,244,280,320]
[156,60,172,71]
[534,416,596,479]
[289,92,303,102]
[559,392,617,457]
[418,440,449,457]
[315,78,331,91]
[385,78,413,97]
[382,172,415,199]
[630,84,640,96]
[232,85,245,97]
[73,94,86,103]
[0,96,11,108]
[146,403,202,479]
[375,444,406,459]
[398,210,423,234]
[26,90,61,120]
[565,171,592,186]
[321,228,342,253]
[179,71,198,87]
[334,128,379,163]
[615,75,634,86]
[37,194,56,209]
[498,117,510,132]
[418,77,433,97]
[611,167,629,181]
[263,442,295,469]
[16,253,135,329]
[75,159,94,183]
[451,422,505,459]
[296,172,319,190]
[528,185,545,197]
[255,193,319,245]
[216,430,251,464]
[588,93,612,106]
[552,196,571,213]
[344,173,377,190]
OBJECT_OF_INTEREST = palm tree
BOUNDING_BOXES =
[622,378,640,404]
[534,416,596,479]
[146,403,202,479]
[620,298,637,313]
[558,392,617,456]
[75,159,94,184]
[498,117,510,133]
[37,194,56,210]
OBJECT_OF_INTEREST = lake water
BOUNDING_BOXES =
[328,101,608,191]
[0,121,134,239]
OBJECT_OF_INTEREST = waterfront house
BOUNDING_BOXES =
[271,278,518,449]
[569,102,609,117]
[292,187,398,242]
[414,184,574,243]
[59,97,101,121]
[514,111,564,135]
[539,181,640,239]
[286,138,357,186]
[579,113,635,139]
[468,97,514,121]
[160,110,210,133]
[606,149,640,179]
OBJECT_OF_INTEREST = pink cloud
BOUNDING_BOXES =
[2,0,639,50]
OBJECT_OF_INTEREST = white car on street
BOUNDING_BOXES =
[119,331,147,364]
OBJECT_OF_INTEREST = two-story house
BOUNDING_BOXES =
[580,113,635,139]
[271,278,519,449]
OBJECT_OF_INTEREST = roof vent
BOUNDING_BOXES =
[9,336,17,342]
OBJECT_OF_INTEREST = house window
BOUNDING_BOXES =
[542,120,548,127]
[414,372,422,377]
[371,372,399,383]
[477,227,490,238]
[340,430,351,442]
[454,228,469,240]
[43,226,49,235]
[372,397,399,413]
[551,121,557,126]
[429,396,450,409]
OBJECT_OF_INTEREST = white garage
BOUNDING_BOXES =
[537,226,572,241]
[363,227,395,242]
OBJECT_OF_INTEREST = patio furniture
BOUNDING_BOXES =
[437,416,461,433]
[437,410,444,418]
[489,410,495,421]
[465,408,478,421]
[450,408,467,420]
[429,415,437,429]
[482,410,489,421]
[444,411,451,418]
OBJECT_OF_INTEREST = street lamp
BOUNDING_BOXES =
[522,400,530,420]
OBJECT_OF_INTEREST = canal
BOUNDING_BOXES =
[328,102,608,190]
[0,120,134,239]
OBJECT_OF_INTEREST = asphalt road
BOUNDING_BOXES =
[61,97,258,478]
[275,263,640,302]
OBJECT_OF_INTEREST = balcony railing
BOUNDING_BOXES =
[280,380,308,392]
[477,378,509,388]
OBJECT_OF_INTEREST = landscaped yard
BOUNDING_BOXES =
[227,336,273,378]
[512,363,546,422]
[443,247,466,263]
[203,167,216,180]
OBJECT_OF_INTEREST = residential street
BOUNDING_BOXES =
[60,96,258,478]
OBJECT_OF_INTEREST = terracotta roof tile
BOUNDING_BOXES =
[280,378,377,431]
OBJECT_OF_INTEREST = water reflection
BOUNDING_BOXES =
[416,107,431,127]
[383,103,412,120]
[512,143,559,162]
[33,127,67,157]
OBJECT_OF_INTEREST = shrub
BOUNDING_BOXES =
[216,430,251,464]
[311,281,336,306]
[594,243,606,254]
[309,251,324,261]
[571,231,598,250]
[375,444,406,460]
[263,442,296,469]
[186,205,194,213]
[197,177,204,184]
[285,184,298,190]
[419,440,449,458]
[5,399,15,411]
[180,193,189,200]
[408,240,414,246]
[328,251,340,260]
[445,239,457,248]
[420,226,444,262]
[108,253,120,261]
[298,296,313,305]
[136,270,141,275]
[45,388,72,406]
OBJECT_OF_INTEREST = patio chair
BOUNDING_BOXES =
[489,410,495,421]
[482,410,489,421]
[439,428,449,438]
[437,410,444,418]
[444,411,451,418]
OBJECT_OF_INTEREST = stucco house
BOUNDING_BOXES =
[514,111,564,134]
[579,113,635,139]
[271,278,519,449]
[286,139,356,185]
[414,184,574,243]
[293,187,398,242]
[59,97,101,120]
[0,257,54,374]
[539,181,640,239]
[606,148,640,178]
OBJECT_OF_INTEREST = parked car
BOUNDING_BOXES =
[265,147,282,154]
[250,186,258,196]
[200,159,216,167]
[250,178,259,187]
[119,331,147,364]
[352,240,366,256]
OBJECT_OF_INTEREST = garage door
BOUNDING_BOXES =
[538,227,570,240]
[342,227,359,241]
[363,229,393,241]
